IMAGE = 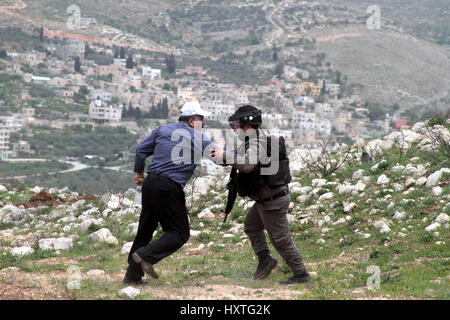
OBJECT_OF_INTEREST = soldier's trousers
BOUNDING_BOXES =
[244,194,308,276]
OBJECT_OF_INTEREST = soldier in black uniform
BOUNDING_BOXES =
[211,105,311,285]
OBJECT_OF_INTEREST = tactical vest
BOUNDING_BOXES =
[236,134,292,197]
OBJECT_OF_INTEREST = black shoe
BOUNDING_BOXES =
[253,254,278,280]
[132,253,159,279]
[279,273,311,285]
[122,275,149,285]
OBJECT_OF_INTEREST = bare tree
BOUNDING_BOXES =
[299,137,352,178]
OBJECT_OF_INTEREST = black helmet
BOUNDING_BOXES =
[228,104,262,129]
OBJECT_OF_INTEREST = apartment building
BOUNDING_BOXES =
[89,100,122,123]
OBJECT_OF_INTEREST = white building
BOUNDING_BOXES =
[142,66,161,80]
[292,109,315,125]
[200,101,235,122]
[0,126,10,160]
[0,115,23,132]
[325,83,340,96]
[89,100,122,123]
[90,91,112,101]
[315,103,332,116]
[55,39,85,60]
[31,75,52,85]
[268,128,293,139]
[295,96,315,105]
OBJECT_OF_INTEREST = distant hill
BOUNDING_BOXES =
[1,0,449,110]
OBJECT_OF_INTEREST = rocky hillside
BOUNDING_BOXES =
[0,119,449,299]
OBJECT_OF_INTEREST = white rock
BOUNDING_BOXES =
[102,209,113,218]
[86,269,106,277]
[352,169,365,181]
[363,233,371,239]
[80,218,104,233]
[380,224,391,233]
[425,222,441,232]
[338,184,354,195]
[333,218,346,225]
[411,122,426,133]
[354,182,366,192]
[286,214,296,223]
[126,223,139,236]
[39,237,73,250]
[435,241,445,245]
[198,208,215,220]
[312,179,327,188]
[391,165,405,173]
[402,130,423,143]
[190,230,201,237]
[296,195,309,204]
[393,183,403,192]
[1,205,25,221]
[10,246,34,257]
[118,286,140,299]
[415,177,427,186]
[223,233,234,238]
[405,178,415,188]
[318,192,334,202]
[393,211,406,220]
[121,242,133,255]
[89,228,113,242]
[426,168,450,187]
[107,195,121,210]
[298,186,312,195]
[374,220,388,230]
[432,186,443,197]
[105,236,118,245]
[377,174,390,185]
[344,203,357,213]
[435,213,449,224]
[0,185,8,192]
[317,239,326,244]
[321,228,331,233]
[228,227,240,234]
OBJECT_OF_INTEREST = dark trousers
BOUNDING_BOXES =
[126,174,190,279]
[244,195,308,276]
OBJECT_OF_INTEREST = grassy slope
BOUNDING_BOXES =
[1,127,449,299]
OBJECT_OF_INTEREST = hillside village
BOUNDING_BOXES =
[0,0,449,302]
[0,33,410,163]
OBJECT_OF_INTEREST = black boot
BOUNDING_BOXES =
[122,275,149,285]
[132,253,159,279]
[279,273,311,285]
[253,251,278,280]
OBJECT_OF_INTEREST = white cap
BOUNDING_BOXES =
[180,100,211,117]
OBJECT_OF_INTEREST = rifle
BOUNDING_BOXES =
[223,167,238,223]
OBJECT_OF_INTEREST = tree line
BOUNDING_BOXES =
[122,97,169,119]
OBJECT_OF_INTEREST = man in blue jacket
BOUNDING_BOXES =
[123,101,214,284]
